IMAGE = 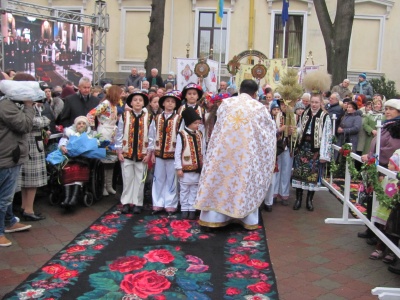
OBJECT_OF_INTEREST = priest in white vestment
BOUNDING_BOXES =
[194,79,277,230]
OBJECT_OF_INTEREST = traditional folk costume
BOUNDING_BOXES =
[174,107,205,219]
[178,83,206,137]
[115,92,152,214]
[273,108,294,205]
[148,92,182,214]
[87,99,119,196]
[194,92,276,230]
[292,107,332,210]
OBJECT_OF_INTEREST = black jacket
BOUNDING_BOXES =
[58,93,99,127]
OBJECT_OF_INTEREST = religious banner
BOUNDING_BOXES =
[176,58,198,91]
[298,65,320,84]
[234,59,288,91]
[204,59,219,93]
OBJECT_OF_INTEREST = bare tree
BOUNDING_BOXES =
[144,0,166,76]
[313,0,355,87]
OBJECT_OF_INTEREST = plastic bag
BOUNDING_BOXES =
[0,80,45,102]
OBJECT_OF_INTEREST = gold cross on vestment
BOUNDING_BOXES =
[227,110,249,130]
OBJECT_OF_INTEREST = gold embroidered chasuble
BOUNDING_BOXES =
[194,93,277,218]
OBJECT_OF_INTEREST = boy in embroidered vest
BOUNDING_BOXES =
[115,92,153,214]
[174,107,205,220]
[178,83,205,132]
[148,92,182,215]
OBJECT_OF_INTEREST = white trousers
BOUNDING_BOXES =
[120,159,145,206]
[152,158,178,211]
[273,148,293,200]
[179,173,200,211]
[264,172,276,206]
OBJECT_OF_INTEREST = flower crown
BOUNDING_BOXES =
[206,92,231,104]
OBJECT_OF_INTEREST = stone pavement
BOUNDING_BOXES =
[1,188,399,299]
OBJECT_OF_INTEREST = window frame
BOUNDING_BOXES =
[194,7,231,64]
[269,10,307,68]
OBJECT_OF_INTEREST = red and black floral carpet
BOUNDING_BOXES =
[3,206,278,300]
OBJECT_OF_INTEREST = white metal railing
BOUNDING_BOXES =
[323,114,400,299]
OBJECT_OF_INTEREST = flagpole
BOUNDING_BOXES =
[218,21,223,85]
[282,25,286,59]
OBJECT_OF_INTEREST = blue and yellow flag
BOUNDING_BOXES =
[282,0,289,27]
[216,0,224,24]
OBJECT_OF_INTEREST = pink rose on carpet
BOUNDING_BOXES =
[228,254,250,264]
[148,218,169,226]
[103,214,119,220]
[226,287,242,295]
[90,225,108,231]
[101,228,118,235]
[54,270,79,280]
[42,264,67,275]
[247,281,272,294]
[146,226,169,235]
[385,183,397,198]
[66,245,86,254]
[186,264,209,273]
[243,234,261,241]
[170,220,192,231]
[199,234,209,239]
[92,244,104,250]
[185,255,203,265]
[246,259,270,269]
[109,256,147,273]
[120,271,171,298]
[144,249,175,263]
[171,230,192,239]
[227,238,237,243]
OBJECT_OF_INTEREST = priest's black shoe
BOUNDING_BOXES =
[188,211,196,220]
[121,204,130,214]
[133,206,142,214]
[181,211,189,219]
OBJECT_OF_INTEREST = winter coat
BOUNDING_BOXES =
[337,112,362,152]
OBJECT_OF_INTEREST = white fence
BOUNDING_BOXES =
[322,116,400,299]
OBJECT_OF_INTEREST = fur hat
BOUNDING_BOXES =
[347,101,358,111]
[384,99,400,111]
[126,92,149,108]
[182,106,201,126]
[74,116,89,127]
[182,83,203,100]
[359,73,367,80]
[159,91,181,110]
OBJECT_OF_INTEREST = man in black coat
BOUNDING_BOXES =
[58,76,99,127]
[147,68,164,88]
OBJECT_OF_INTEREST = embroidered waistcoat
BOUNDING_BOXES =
[122,110,152,161]
[154,113,181,159]
[178,129,203,173]
[298,108,328,151]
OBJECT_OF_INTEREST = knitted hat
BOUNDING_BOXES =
[270,101,280,110]
[159,91,181,110]
[384,99,400,111]
[182,83,203,100]
[353,94,366,108]
[389,150,400,171]
[182,106,201,126]
[294,101,305,112]
[273,92,281,99]
[359,73,367,80]
[126,92,149,108]
[60,86,76,99]
[74,116,89,127]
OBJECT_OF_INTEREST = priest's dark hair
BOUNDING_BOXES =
[239,79,258,96]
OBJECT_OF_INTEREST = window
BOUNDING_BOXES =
[273,15,303,67]
[197,11,227,63]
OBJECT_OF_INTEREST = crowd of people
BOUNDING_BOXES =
[0,68,399,275]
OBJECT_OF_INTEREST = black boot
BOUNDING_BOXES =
[306,191,315,211]
[68,185,80,206]
[293,188,303,210]
[61,185,72,207]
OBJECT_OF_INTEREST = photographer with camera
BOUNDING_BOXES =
[41,82,64,134]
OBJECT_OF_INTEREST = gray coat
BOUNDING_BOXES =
[337,112,362,152]
[0,99,35,169]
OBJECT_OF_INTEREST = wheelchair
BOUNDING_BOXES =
[47,157,104,207]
